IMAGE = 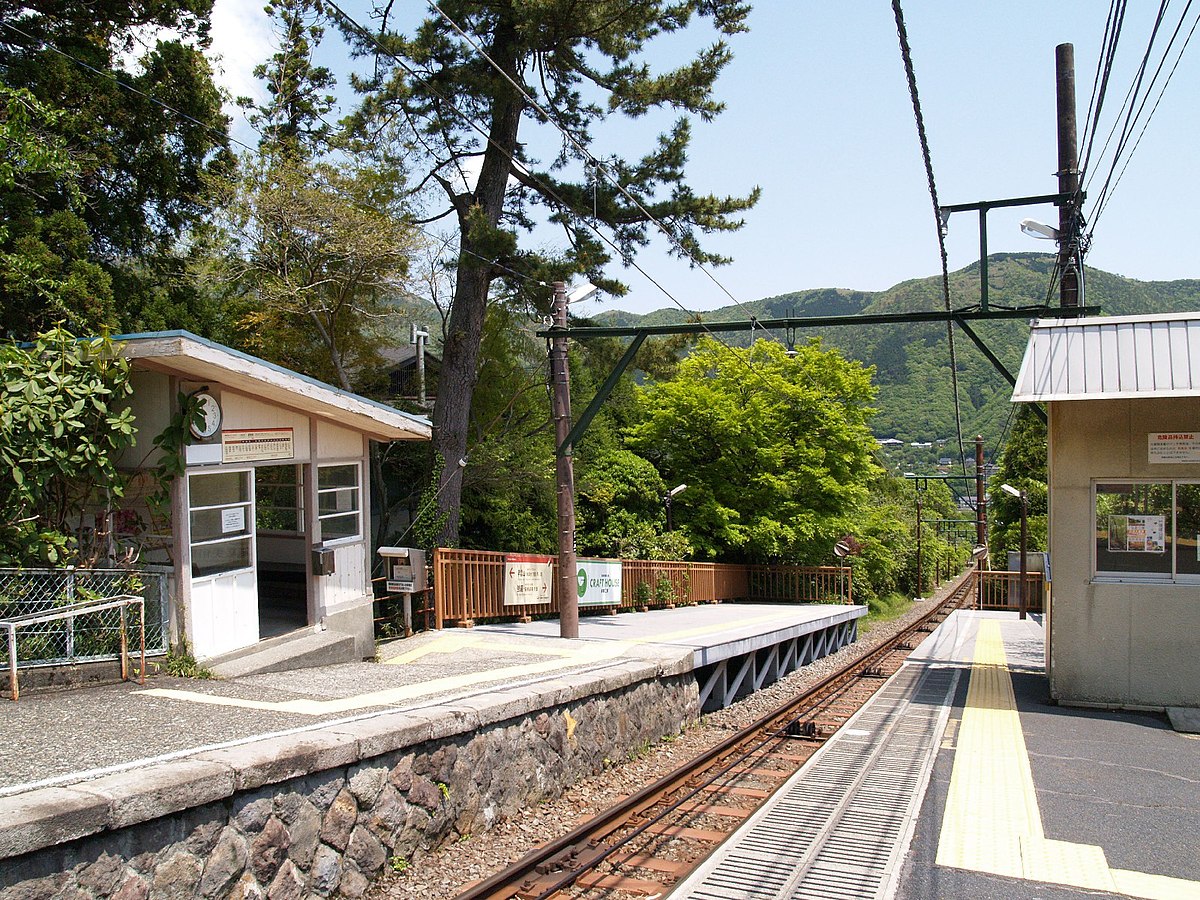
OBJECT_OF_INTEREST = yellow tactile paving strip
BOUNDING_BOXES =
[937,620,1199,899]
[138,609,809,715]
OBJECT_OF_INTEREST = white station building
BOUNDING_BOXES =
[1013,312,1200,709]
[116,331,431,662]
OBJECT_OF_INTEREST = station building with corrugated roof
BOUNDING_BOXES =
[1013,311,1200,709]
[114,331,431,664]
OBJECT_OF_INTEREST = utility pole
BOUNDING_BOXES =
[550,282,579,639]
[410,324,430,408]
[975,435,987,551]
[1056,42,1081,308]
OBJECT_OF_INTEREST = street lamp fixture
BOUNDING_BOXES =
[1001,483,1029,620]
[664,484,687,531]
[1020,218,1059,241]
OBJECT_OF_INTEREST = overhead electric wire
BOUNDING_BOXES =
[1078,0,1128,186]
[891,0,969,478]
[1085,0,1172,220]
[1089,0,1199,228]
[1094,11,1200,224]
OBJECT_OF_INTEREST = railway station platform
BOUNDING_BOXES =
[0,600,864,900]
[0,602,862,795]
[671,610,1200,900]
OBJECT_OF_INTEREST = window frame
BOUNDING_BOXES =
[1092,478,1200,584]
[316,461,362,546]
[187,468,255,581]
[255,463,304,535]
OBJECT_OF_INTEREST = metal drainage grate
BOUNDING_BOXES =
[680,662,959,900]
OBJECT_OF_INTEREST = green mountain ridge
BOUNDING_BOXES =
[593,252,1200,448]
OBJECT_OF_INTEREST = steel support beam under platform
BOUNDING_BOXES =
[695,618,859,712]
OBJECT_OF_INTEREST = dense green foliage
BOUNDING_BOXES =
[987,407,1048,558]
[0,0,232,337]
[599,253,1200,454]
[627,337,881,562]
[0,328,136,565]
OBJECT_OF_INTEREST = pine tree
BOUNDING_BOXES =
[343,0,760,545]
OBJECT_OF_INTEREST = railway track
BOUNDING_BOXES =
[456,571,977,900]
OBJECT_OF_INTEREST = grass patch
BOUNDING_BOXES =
[861,592,914,633]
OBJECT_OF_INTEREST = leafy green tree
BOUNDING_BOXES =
[576,448,693,560]
[219,0,423,546]
[0,328,136,565]
[626,336,880,562]
[0,85,114,335]
[989,406,1047,558]
[345,0,760,545]
[0,0,231,336]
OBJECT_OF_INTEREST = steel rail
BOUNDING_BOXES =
[456,571,977,900]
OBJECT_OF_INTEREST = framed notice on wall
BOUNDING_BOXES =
[503,554,553,606]
[1148,432,1200,463]
[221,428,295,463]
[1107,514,1165,553]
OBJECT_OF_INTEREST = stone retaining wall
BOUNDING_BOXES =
[0,658,699,899]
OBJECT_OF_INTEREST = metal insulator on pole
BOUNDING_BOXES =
[550,282,579,639]
[1056,43,1081,308]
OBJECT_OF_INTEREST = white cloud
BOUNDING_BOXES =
[209,0,274,117]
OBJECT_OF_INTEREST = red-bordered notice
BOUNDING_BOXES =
[503,554,553,606]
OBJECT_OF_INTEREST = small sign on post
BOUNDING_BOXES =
[378,547,428,636]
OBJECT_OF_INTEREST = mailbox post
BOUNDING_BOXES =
[378,547,428,637]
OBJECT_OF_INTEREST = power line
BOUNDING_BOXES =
[891,0,969,478]
[1090,0,1199,228]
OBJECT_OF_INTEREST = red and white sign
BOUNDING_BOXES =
[503,554,553,606]
[1148,432,1200,464]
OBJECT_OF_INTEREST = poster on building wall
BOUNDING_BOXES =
[1148,432,1200,463]
[577,558,622,607]
[503,554,553,606]
[1108,514,1166,553]
[222,428,295,463]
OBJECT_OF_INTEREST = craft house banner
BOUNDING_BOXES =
[576,558,622,606]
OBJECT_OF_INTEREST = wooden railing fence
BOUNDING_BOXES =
[431,548,852,629]
[975,570,1045,613]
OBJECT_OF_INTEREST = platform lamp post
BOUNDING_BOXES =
[1001,484,1029,620]
[905,474,926,597]
[970,544,989,610]
[833,540,852,604]
[664,484,687,531]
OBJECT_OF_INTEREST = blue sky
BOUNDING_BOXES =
[210,1,1200,315]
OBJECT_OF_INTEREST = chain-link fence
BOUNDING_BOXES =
[0,568,169,667]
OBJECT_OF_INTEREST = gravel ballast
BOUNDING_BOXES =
[366,590,957,899]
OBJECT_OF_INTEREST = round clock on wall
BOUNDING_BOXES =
[189,392,222,440]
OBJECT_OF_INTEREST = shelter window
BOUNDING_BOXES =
[188,469,254,578]
[1093,481,1200,581]
[318,463,361,543]
[256,464,303,533]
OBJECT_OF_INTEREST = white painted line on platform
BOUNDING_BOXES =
[139,608,827,715]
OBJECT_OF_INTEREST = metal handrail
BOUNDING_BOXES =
[2,594,145,701]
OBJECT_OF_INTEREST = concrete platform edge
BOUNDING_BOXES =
[0,650,690,863]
